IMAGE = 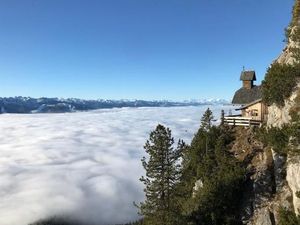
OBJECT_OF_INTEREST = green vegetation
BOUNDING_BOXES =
[255,4,300,221]
[178,109,245,225]
[278,208,300,225]
[256,121,300,155]
[287,0,300,46]
[29,2,300,224]
[292,0,300,27]
[136,124,185,225]
[138,109,246,225]
[262,63,299,107]
[259,86,300,156]
[258,88,300,155]
[287,0,300,57]
[262,0,300,107]
[257,125,291,155]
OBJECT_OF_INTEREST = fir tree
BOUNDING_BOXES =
[200,108,214,155]
[137,124,184,225]
[220,110,225,126]
[181,135,245,225]
[201,108,214,131]
[178,110,245,225]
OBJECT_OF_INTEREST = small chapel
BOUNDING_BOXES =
[225,70,268,126]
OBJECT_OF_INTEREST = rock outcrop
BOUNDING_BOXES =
[230,128,294,225]
[276,26,299,65]
[267,20,300,222]
[231,2,300,223]
[287,156,300,215]
[266,0,300,219]
[192,179,203,198]
[267,84,300,128]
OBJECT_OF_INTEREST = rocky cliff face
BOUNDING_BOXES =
[230,128,293,225]
[231,1,300,224]
[267,1,300,217]
[267,84,300,128]
[266,82,300,219]
[276,26,299,65]
[287,157,300,215]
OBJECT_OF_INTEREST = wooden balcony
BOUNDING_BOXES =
[224,116,262,127]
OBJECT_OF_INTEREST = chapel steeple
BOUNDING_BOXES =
[240,70,256,90]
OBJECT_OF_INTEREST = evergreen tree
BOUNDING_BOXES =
[201,108,214,131]
[178,111,245,225]
[181,135,245,225]
[220,110,225,126]
[137,124,184,225]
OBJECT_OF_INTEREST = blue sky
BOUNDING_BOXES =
[0,0,295,100]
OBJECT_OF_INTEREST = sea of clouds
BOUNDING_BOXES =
[0,105,234,225]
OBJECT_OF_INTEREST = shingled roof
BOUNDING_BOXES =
[240,71,256,81]
[232,85,262,105]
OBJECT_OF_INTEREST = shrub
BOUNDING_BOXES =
[257,125,291,155]
[267,126,292,154]
[278,207,300,225]
[262,63,299,107]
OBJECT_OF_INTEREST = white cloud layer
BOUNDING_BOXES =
[0,106,234,225]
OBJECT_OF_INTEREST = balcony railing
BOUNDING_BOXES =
[224,116,262,127]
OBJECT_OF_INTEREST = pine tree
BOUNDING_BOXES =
[200,108,214,155]
[220,110,225,126]
[201,108,214,131]
[137,124,184,225]
[181,134,245,225]
[178,109,245,225]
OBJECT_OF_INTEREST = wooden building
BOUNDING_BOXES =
[225,70,268,127]
[240,70,256,89]
[238,99,268,122]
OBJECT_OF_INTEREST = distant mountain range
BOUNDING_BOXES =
[0,97,229,113]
